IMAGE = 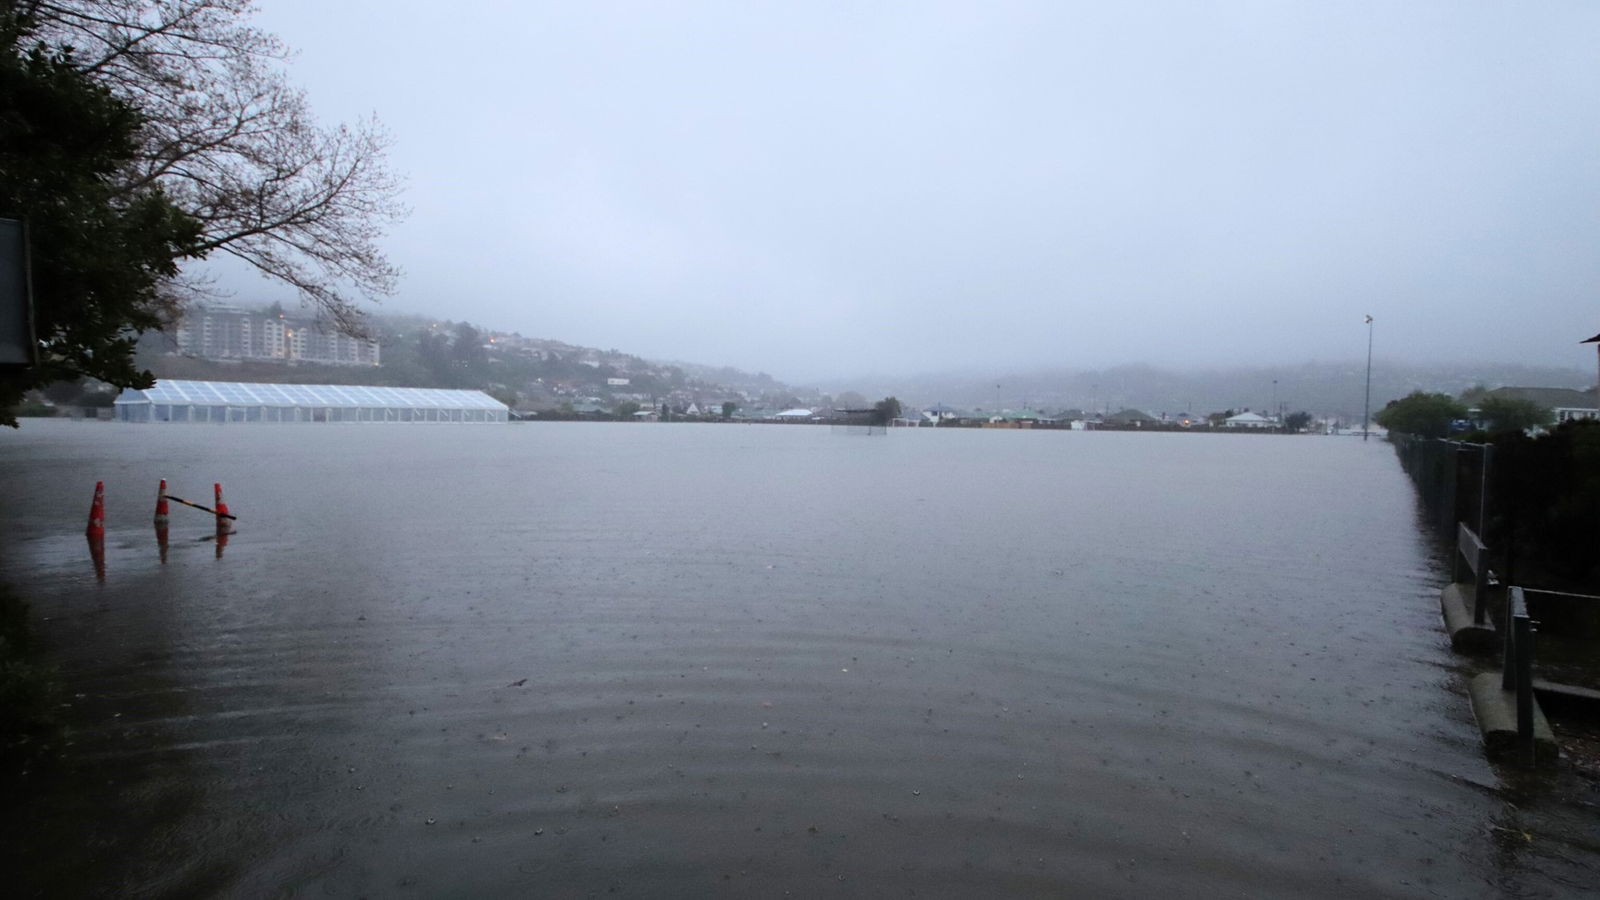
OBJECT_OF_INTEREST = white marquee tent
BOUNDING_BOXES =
[114,380,509,424]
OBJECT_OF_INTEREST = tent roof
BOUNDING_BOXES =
[114,379,508,410]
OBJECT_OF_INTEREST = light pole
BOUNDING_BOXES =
[1584,332,1600,414]
[1272,379,1278,428]
[1362,315,1374,441]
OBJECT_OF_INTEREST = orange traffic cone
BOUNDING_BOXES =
[86,481,106,538]
[88,533,106,581]
[214,482,232,533]
[154,479,170,527]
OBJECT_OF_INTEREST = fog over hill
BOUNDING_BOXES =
[148,302,1594,421]
[348,310,1600,418]
[819,361,1596,421]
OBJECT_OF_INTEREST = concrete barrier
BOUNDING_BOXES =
[1441,584,1497,654]
[1468,672,1558,766]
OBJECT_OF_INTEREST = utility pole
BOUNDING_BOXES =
[1363,315,1374,441]
[1583,331,1600,415]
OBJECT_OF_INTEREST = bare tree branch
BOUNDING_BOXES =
[27,0,407,335]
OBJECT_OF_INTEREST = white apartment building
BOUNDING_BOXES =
[174,305,380,367]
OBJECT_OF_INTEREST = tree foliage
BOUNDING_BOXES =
[1374,391,1465,439]
[872,396,902,426]
[1,9,202,423]
[3,1,404,423]
[1284,410,1313,433]
[1484,421,1600,590]
[23,0,406,333]
[1474,394,1553,434]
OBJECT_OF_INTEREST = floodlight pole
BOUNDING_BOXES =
[1583,330,1600,420]
[1362,315,1374,442]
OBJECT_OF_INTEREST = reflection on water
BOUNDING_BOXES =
[0,420,1587,897]
[85,534,105,581]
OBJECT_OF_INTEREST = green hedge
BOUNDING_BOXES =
[1485,420,1600,592]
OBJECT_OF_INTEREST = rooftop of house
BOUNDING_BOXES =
[1482,386,1597,410]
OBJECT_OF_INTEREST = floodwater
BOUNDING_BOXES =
[0,420,1583,897]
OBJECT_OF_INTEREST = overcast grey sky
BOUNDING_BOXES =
[214,1,1600,382]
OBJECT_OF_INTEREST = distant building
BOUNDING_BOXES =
[1477,386,1598,424]
[1225,411,1275,429]
[173,304,380,367]
[1104,408,1158,427]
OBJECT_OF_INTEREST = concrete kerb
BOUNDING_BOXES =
[1441,584,1497,653]
[1468,672,1559,766]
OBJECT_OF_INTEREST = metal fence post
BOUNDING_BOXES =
[1502,443,1518,589]
[1442,444,1459,539]
[1479,443,1492,540]
[1502,587,1520,691]
[1473,548,1489,626]
[1515,613,1535,764]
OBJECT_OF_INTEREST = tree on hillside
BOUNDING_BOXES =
[1475,395,1553,434]
[451,322,488,383]
[485,385,517,408]
[1,14,202,424]
[1459,383,1491,406]
[416,330,453,386]
[1374,391,1465,439]
[722,400,737,419]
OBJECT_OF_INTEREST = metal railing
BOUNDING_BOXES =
[1392,436,1491,543]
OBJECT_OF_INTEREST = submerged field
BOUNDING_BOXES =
[0,420,1589,897]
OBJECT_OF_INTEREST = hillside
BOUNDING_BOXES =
[825,361,1596,421]
[132,304,1595,422]
[136,308,824,415]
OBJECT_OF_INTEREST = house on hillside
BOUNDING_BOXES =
[1476,386,1598,424]
[1225,411,1276,429]
[1104,408,1158,428]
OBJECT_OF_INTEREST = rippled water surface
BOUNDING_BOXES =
[0,420,1565,897]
